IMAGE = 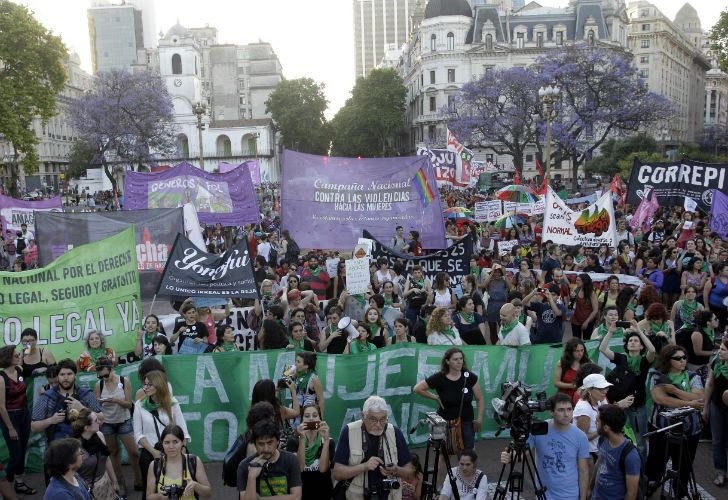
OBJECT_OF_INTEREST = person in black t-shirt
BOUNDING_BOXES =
[413,348,484,449]
[524,285,567,344]
[413,306,435,344]
[170,304,209,352]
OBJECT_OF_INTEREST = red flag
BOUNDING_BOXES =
[514,171,522,185]
[535,177,549,196]
[610,175,623,196]
[536,158,545,177]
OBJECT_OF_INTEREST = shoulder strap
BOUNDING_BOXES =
[474,471,484,489]
[619,441,636,486]
[153,457,162,482]
[187,454,197,481]
[99,378,105,395]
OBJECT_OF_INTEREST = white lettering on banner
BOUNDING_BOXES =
[345,258,371,295]
[543,186,617,248]
[337,353,377,400]
[174,247,251,280]
[377,348,417,397]
[499,240,519,256]
[637,163,727,189]
[203,411,237,460]
[474,200,503,222]
[193,356,229,404]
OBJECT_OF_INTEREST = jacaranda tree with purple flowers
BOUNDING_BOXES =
[538,43,672,190]
[446,66,545,176]
[69,68,177,193]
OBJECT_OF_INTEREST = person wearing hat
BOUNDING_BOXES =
[574,374,634,460]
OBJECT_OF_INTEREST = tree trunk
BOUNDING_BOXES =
[102,161,117,194]
[571,154,580,192]
[9,149,20,198]
[512,152,524,179]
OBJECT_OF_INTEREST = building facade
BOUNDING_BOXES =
[0,54,93,192]
[626,1,709,144]
[88,1,146,73]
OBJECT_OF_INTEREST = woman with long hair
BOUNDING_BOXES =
[70,408,119,500]
[133,370,190,499]
[461,274,485,317]
[146,424,211,499]
[294,404,335,500]
[645,345,704,498]
[251,378,299,450]
[329,260,347,300]
[294,352,324,418]
[598,276,621,315]
[414,348,484,450]
[0,346,34,495]
[686,310,719,370]
[453,296,487,345]
[213,325,239,353]
[616,287,637,322]
[636,284,660,321]
[287,321,316,351]
[660,247,682,307]
[637,302,675,357]
[670,286,704,332]
[426,307,463,346]
[702,337,728,486]
[681,257,708,300]
[553,338,591,402]
[77,330,116,372]
[570,273,599,339]
[345,324,378,354]
[392,318,416,344]
[152,335,173,356]
[639,256,664,294]
[430,272,456,311]
[599,323,656,456]
[438,449,488,499]
[362,306,389,348]
[381,281,403,310]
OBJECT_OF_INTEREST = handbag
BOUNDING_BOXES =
[332,479,351,500]
[222,432,249,486]
[445,374,468,456]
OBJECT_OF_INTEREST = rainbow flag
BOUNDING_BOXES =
[413,167,435,207]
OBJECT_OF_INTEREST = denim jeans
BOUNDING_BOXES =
[710,400,728,474]
[461,420,475,450]
[625,405,649,457]
[0,408,30,481]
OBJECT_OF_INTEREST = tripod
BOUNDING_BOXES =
[421,436,459,500]
[493,433,547,500]
[644,421,700,500]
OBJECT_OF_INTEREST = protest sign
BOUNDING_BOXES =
[364,230,473,288]
[627,158,728,213]
[499,240,519,256]
[35,208,183,299]
[157,234,258,298]
[544,186,618,248]
[417,148,514,188]
[0,228,141,360]
[710,189,728,238]
[325,258,340,278]
[345,258,371,295]
[0,194,62,235]
[281,150,446,250]
[474,200,502,222]
[123,162,259,226]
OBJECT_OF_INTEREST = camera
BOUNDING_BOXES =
[615,321,631,328]
[304,421,320,430]
[277,376,293,389]
[424,412,447,440]
[160,482,187,499]
[492,382,552,439]
[381,477,401,490]
[277,364,296,389]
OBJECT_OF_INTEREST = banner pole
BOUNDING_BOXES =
[149,294,157,315]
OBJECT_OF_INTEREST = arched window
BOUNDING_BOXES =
[447,32,455,50]
[172,53,182,75]
[216,135,232,156]
[485,34,493,50]
[177,134,189,157]
[430,34,436,51]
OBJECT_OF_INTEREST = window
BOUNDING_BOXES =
[429,96,436,112]
[430,34,436,51]
[430,70,435,84]
[556,31,563,46]
[216,135,232,156]
[485,34,493,50]
[640,55,649,64]
[641,9,649,17]
[537,32,543,48]
[428,125,436,142]
[177,134,189,157]
[641,39,650,48]
[516,32,524,48]
[447,69,455,83]
[639,69,649,78]
[641,24,650,31]
[587,30,595,45]
[172,54,182,74]
[447,32,454,51]
[447,95,456,112]
[526,154,534,163]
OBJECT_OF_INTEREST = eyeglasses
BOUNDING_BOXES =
[670,355,687,361]
[365,416,388,425]
[142,382,153,388]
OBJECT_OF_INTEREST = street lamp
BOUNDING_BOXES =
[192,102,207,169]
[538,84,560,181]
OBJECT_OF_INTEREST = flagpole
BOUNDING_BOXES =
[149,294,157,315]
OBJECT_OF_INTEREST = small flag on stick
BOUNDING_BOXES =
[413,167,435,207]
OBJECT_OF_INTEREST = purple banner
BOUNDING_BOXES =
[281,150,446,250]
[123,162,259,226]
[218,160,261,185]
[710,189,728,239]
[0,194,62,235]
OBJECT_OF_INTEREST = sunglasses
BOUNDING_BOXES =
[97,373,110,379]
[670,355,687,361]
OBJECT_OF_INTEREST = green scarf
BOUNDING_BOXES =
[500,319,519,336]
[471,268,480,279]
[384,296,393,306]
[627,353,643,374]
[349,340,376,354]
[290,337,306,350]
[304,433,323,467]
[518,313,526,325]
[680,300,699,325]
[368,323,381,337]
[703,327,715,345]
[667,371,690,392]
[144,332,156,346]
[714,360,728,380]
[296,369,313,395]
[412,278,425,288]
[142,397,161,414]
[459,312,475,324]
[442,327,456,337]
[649,321,668,335]
[89,347,107,364]
[596,324,625,338]
[307,266,323,277]
[220,342,237,352]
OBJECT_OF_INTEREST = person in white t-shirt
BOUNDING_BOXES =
[257,234,272,264]
[497,303,531,346]
[439,449,488,500]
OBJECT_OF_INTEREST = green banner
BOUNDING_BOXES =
[0,227,141,360]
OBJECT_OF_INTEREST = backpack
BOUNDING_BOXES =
[618,441,648,500]
[154,454,198,498]
[286,239,300,262]
[15,238,26,255]
[268,244,278,267]
[606,363,638,403]
[222,432,249,487]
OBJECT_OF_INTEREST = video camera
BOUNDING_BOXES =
[492,382,552,439]
[409,411,447,441]
[659,406,699,434]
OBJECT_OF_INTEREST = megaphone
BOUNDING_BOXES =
[337,316,359,339]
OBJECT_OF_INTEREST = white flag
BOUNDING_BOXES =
[543,186,618,248]
[684,197,698,213]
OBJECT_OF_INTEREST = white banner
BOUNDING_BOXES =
[498,240,519,256]
[346,257,371,295]
[474,200,503,222]
[543,186,618,248]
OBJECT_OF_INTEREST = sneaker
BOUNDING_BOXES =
[715,474,726,487]
[14,481,37,495]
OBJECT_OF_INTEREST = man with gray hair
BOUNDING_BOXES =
[333,396,414,499]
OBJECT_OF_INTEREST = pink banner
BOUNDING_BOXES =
[218,161,261,185]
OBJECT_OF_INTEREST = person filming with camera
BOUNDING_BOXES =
[333,395,414,500]
[499,393,590,500]
[238,419,302,500]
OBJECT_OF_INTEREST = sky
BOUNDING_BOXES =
[18,0,728,119]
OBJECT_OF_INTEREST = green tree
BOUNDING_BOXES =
[265,78,330,154]
[710,9,728,73]
[0,0,67,195]
[586,133,659,175]
[331,68,406,157]
[617,151,664,178]
[66,141,99,180]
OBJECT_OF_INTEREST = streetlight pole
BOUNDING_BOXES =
[538,85,560,182]
[192,102,207,169]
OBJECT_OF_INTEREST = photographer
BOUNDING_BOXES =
[403,266,432,326]
[438,449,488,500]
[500,393,590,500]
[238,419,302,500]
[333,395,414,500]
[413,348,484,450]
[523,284,566,345]
[295,403,335,500]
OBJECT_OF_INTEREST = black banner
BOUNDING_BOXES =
[363,230,473,288]
[34,208,184,299]
[157,234,258,298]
[627,158,728,213]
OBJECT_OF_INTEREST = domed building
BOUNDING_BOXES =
[673,3,703,48]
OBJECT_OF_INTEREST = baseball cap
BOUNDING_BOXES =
[582,374,612,389]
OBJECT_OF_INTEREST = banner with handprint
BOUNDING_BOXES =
[709,189,728,239]
[543,186,618,248]
[626,158,728,213]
